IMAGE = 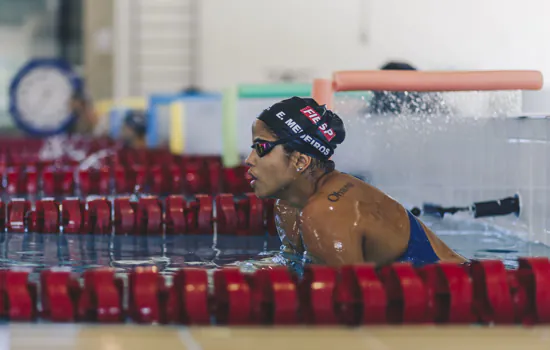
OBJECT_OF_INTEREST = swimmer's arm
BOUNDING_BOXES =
[299,205,364,266]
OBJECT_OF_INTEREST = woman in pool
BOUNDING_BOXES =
[246,96,466,267]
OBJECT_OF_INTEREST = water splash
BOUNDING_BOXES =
[331,89,522,182]
[330,89,532,237]
[38,136,87,162]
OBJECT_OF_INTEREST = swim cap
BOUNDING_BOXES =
[257,96,346,160]
[380,61,417,70]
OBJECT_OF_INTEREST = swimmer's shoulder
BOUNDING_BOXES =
[312,171,378,202]
[303,174,361,219]
[305,171,389,225]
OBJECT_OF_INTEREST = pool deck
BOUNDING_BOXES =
[8,324,550,349]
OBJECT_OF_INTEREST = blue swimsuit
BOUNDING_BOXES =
[286,209,440,272]
[396,210,440,267]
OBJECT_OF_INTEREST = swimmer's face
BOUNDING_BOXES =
[245,120,300,199]
[119,124,147,148]
[120,125,136,143]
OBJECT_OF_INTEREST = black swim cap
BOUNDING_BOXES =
[380,61,417,70]
[257,96,346,160]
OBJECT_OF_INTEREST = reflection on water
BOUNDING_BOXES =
[426,216,550,269]
[0,233,282,279]
[0,215,548,279]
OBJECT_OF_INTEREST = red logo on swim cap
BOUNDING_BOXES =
[300,106,335,142]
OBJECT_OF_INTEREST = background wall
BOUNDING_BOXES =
[0,0,60,127]
[113,0,199,99]
[83,0,113,100]
[113,0,550,96]
[2,0,549,104]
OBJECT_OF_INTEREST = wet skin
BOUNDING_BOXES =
[246,120,466,267]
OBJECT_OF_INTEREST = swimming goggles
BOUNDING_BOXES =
[251,137,294,158]
[252,129,332,158]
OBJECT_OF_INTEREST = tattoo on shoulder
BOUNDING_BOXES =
[327,182,354,202]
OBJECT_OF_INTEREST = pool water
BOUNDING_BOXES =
[424,215,550,269]
[0,215,548,278]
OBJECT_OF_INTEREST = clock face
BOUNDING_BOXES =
[14,67,74,130]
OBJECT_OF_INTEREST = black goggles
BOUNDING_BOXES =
[251,130,333,158]
[251,136,295,158]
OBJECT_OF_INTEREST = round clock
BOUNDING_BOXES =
[9,58,83,136]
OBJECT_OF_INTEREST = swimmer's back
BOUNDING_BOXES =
[300,171,466,266]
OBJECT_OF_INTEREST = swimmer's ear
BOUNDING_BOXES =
[294,153,312,173]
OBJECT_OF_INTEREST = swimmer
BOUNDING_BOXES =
[367,61,450,116]
[67,89,98,135]
[246,96,467,267]
[119,109,147,149]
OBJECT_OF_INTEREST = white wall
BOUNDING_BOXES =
[0,26,30,126]
[113,0,550,93]
[200,0,369,89]
[113,0,197,98]
[199,0,550,90]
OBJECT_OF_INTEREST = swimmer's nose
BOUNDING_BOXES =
[245,150,256,167]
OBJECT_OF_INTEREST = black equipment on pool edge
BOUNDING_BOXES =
[411,194,521,219]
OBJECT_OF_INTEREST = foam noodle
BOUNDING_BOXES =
[238,83,311,98]
[333,70,544,92]
[169,101,185,155]
[312,79,333,109]
[222,87,240,168]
